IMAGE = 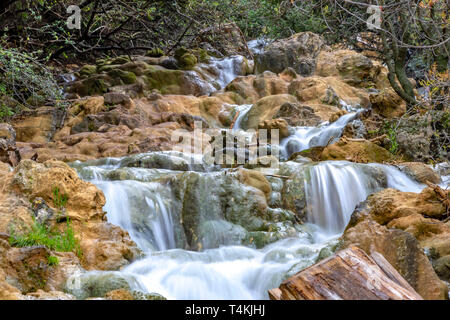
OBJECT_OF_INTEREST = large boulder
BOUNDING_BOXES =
[242,94,298,130]
[341,186,450,299]
[2,160,140,271]
[222,71,290,104]
[341,220,447,300]
[315,49,380,87]
[370,88,407,118]
[255,32,325,76]
[395,162,441,184]
[274,103,322,127]
[320,137,393,164]
[288,76,370,109]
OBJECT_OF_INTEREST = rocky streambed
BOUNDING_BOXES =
[1,32,449,300]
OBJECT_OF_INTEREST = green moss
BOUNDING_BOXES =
[107,69,137,85]
[79,65,97,78]
[146,48,164,57]
[109,56,130,65]
[179,53,198,70]
[143,68,185,95]
[47,255,59,266]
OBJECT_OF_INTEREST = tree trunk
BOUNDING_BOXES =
[268,246,423,300]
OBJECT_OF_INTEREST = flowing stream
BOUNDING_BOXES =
[68,52,434,300]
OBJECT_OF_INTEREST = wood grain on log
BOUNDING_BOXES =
[268,246,423,300]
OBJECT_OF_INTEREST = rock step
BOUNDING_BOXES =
[268,246,423,300]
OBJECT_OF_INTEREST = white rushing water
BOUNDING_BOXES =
[281,111,361,159]
[72,155,427,300]
[196,55,247,90]
[67,44,441,299]
[304,161,424,234]
[232,104,253,130]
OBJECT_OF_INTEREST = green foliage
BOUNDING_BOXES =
[0,45,65,120]
[52,186,68,212]
[47,255,59,266]
[9,218,82,258]
[384,123,399,155]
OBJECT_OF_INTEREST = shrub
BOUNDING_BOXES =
[0,45,65,120]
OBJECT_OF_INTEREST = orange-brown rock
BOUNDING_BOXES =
[370,88,406,118]
[105,289,135,300]
[269,246,423,300]
[320,138,393,163]
[288,76,370,109]
[1,160,140,273]
[395,162,441,184]
[243,94,298,130]
[342,186,450,299]
[258,119,290,139]
[223,71,290,104]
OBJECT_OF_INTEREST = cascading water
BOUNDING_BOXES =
[65,44,442,300]
[232,104,253,131]
[196,55,247,90]
[303,161,424,235]
[70,152,429,300]
[281,111,361,159]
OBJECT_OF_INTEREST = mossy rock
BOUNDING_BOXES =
[71,76,109,96]
[107,69,137,85]
[192,48,210,63]
[146,48,164,57]
[66,272,133,300]
[143,68,185,95]
[79,65,97,78]
[97,64,121,73]
[174,47,189,60]
[109,56,131,65]
[178,53,198,70]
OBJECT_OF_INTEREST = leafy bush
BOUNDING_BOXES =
[9,218,82,258]
[0,45,64,120]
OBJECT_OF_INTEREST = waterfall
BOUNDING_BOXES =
[196,55,247,90]
[232,104,253,130]
[304,161,425,235]
[281,111,361,159]
[93,178,177,252]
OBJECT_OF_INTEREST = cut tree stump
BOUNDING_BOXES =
[268,246,423,300]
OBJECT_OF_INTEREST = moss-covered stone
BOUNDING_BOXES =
[79,65,97,78]
[146,48,164,57]
[107,69,137,85]
[178,53,198,70]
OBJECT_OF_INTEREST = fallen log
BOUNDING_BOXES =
[268,246,423,300]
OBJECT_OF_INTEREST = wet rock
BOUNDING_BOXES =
[274,103,322,127]
[65,271,135,300]
[0,123,21,166]
[395,162,441,184]
[255,32,325,76]
[341,220,447,300]
[258,119,291,139]
[320,138,392,163]
[243,94,298,130]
